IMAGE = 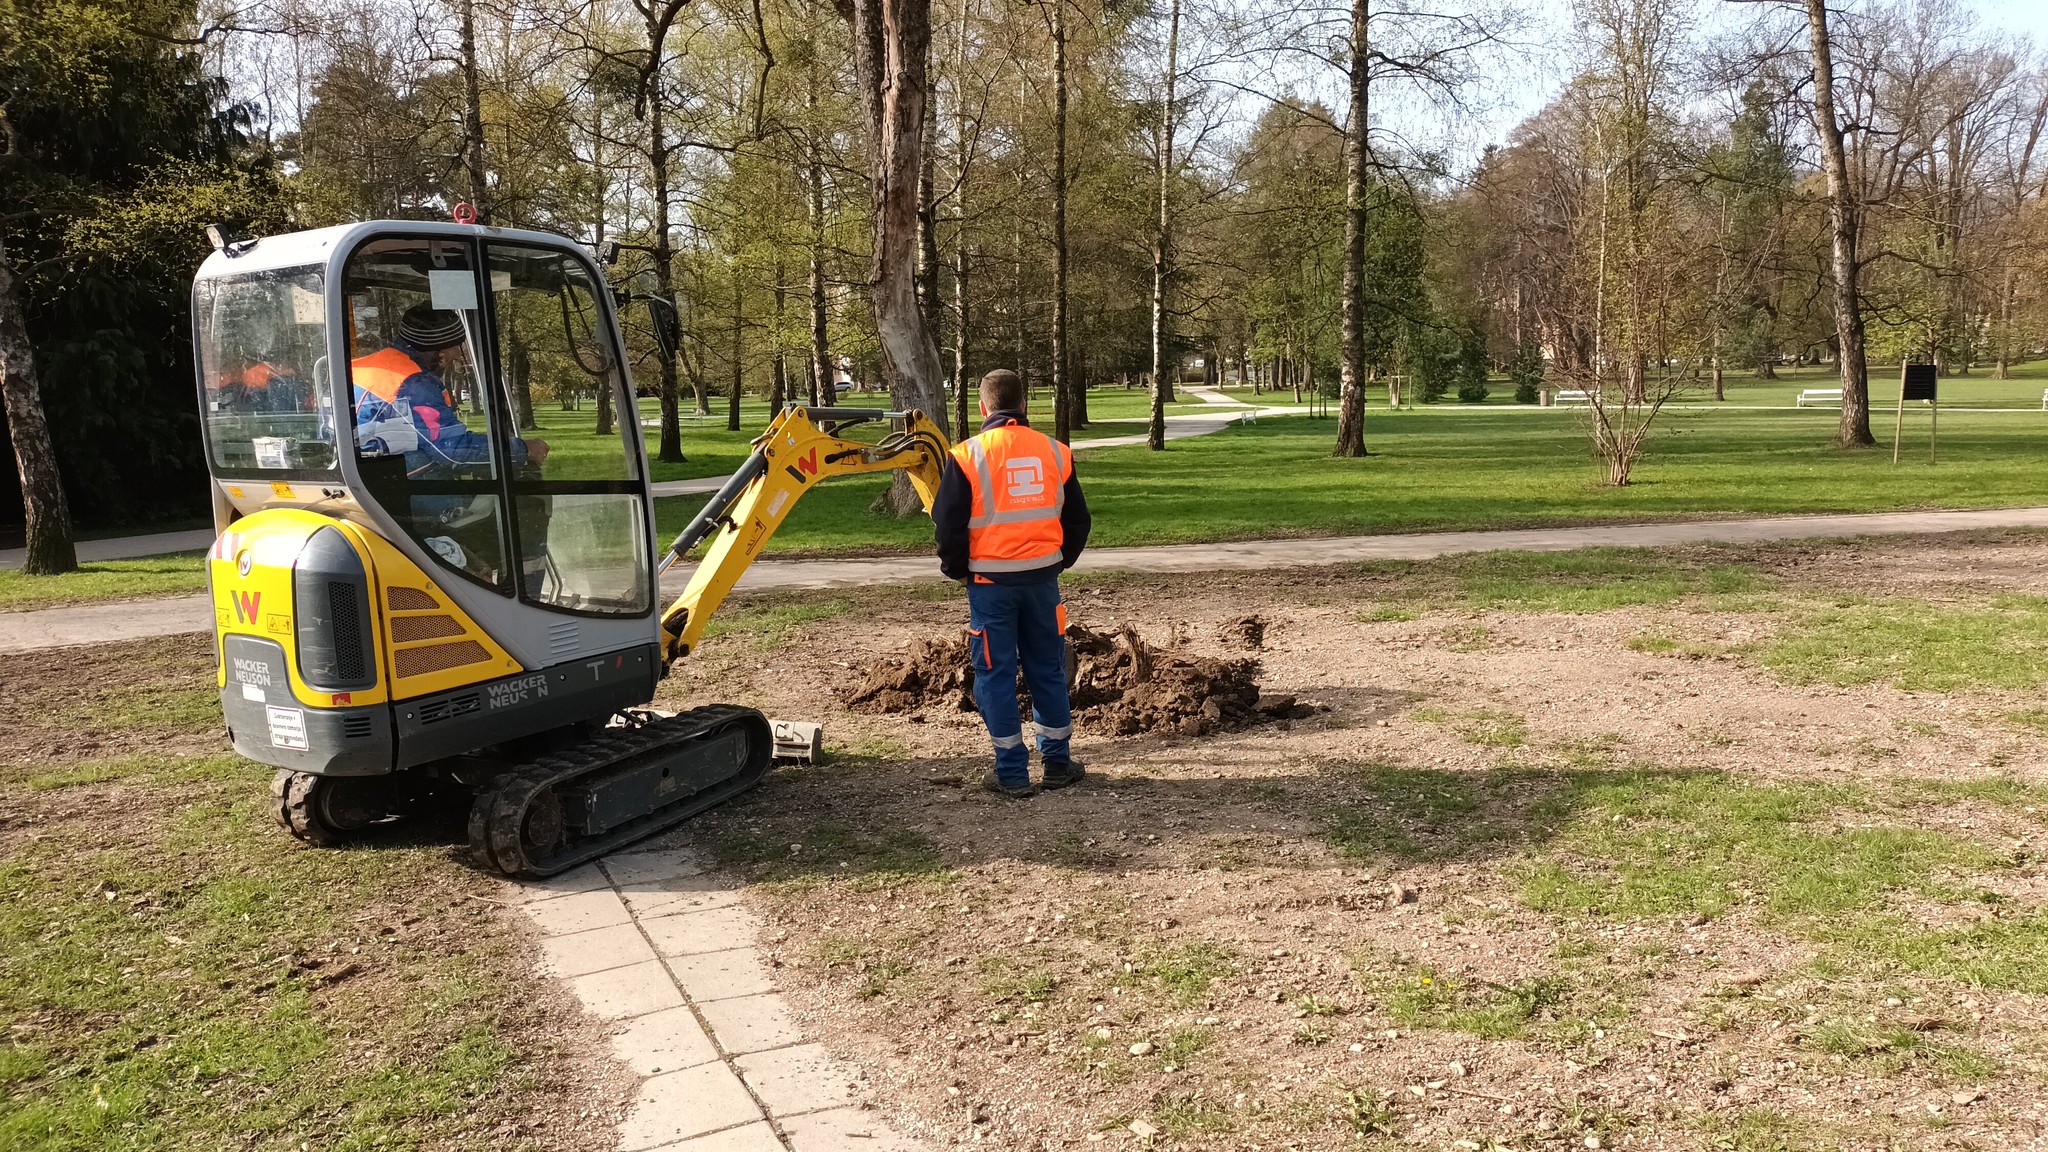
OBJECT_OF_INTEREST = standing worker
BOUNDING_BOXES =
[935,369,1093,798]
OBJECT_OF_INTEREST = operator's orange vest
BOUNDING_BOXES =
[349,346,425,403]
[949,420,1072,574]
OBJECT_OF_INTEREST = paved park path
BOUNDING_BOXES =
[9,504,2048,654]
[511,845,929,1151]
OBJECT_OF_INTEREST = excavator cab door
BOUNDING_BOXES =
[334,232,653,621]
[195,223,660,678]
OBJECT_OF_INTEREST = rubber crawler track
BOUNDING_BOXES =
[467,706,772,878]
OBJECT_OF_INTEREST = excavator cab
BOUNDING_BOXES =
[193,221,948,875]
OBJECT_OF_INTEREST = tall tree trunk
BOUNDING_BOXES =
[1051,0,1071,445]
[1803,0,1874,447]
[642,9,685,463]
[591,73,617,439]
[1147,0,1181,451]
[918,124,940,327]
[459,0,492,223]
[1333,0,1369,457]
[729,262,745,431]
[0,238,76,574]
[808,130,832,407]
[838,0,953,515]
[951,0,973,438]
[771,256,789,412]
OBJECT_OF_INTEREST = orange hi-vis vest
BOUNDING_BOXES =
[950,420,1073,574]
[349,347,426,403]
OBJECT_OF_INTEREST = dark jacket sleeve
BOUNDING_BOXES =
[1059,461,1091,570]
[933,454,972,581]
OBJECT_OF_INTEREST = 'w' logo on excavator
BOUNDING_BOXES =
[230,591,262,624]
[782,448,821,484]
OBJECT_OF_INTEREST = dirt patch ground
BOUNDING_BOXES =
[843,623,1308,738]
[655,531,2048,1151]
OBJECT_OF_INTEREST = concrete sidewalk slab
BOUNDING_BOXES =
[641,905,762,958]
[524,886,633,937]
[668,948,777,1002]
[539,922,658,979]
[569,959,688,1020]
[514,848,934,1151]
[610,1006,722,1076]
[618,1062,763,1149]
[736,1044,859,1117]
[654,1122,786,1152]
[697,993,804,1056]
[779,1108,929,1152]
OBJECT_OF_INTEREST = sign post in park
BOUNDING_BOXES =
[1892,362,1938,465]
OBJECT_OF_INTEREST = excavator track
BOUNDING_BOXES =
[467,705,773,878]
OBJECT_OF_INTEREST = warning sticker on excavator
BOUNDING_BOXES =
[266,706,309,750]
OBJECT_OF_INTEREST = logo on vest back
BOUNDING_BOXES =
[1005,457,1045,499]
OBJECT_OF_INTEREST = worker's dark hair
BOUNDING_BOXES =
[980,368,1026,413]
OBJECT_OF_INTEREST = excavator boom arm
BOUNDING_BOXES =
[657,407,949,660]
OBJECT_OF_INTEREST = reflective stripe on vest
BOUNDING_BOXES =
[949,423,1072,574]
[350,347,425,404]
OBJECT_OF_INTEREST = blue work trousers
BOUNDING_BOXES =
[965,578,1072,788]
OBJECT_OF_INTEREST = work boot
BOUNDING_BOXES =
[982,770,1036,799]
[1040,758,1087,790]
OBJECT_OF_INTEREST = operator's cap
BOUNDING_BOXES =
[398,303,466,351]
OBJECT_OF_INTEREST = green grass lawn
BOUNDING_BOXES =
[0,637,593,1151]
[532,386,1195,484]
[0,556,208,613]
[12,392,2048,608]
[1219,358,2048,409]
[663,403,2048,555]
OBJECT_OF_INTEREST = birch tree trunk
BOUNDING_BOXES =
[1333,0,1369,457]
[1803,0,1875,447]
[808,114,832,407]
[0,236,76,574]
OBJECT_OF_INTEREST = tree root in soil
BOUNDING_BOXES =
[841,623,1316,737]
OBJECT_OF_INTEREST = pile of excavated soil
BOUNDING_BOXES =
[840,623,1314,737]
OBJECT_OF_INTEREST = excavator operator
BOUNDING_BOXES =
[350,303,550,473]
[934,368,1092,798]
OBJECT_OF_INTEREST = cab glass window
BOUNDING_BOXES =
[343,238,510,589]
[487,243,649,616]
[195,267,335,475]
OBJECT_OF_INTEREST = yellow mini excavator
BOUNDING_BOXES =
[192,220,946,876]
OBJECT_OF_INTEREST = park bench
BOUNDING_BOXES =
[1797,388,1843,407]
[1551,389,1593,406]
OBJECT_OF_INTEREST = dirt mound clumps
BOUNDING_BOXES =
[842,623,1314,737]
[1217,614,1268,650]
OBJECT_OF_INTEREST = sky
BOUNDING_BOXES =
[1426,0,2048,168]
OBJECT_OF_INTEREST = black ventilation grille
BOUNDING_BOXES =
[417,692,482,725]
[341,715,374,739]
[328,582,366,682]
